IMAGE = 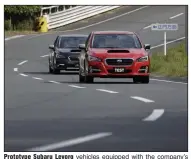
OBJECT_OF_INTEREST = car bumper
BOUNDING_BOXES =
[56,58,79,69]
[86,61,150,78]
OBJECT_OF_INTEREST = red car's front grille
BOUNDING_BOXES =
[105,58,133,66]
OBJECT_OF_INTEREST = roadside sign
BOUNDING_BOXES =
[151,23,178,31]
[151,23,178,56]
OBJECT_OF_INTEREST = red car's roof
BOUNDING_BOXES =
[92,31,134,34]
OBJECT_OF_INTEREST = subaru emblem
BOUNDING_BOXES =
[117,59,122,63]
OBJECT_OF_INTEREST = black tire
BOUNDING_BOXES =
[133,76,149,84]
[52,64,60,74]
[85,76,94,83]
[140,76,149,84]
[48,58,53,73]
[79,73,85,83]
[49,67,53,73]
[49,63,53,73]
[53,69,60,74]
[79,66,85,82]
[133,76,140,83]
[52,57,60,74]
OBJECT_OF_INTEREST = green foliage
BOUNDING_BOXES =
[4,5,41,31]
[5,6,41,16]
[151,42,187,77]
[4,19,11,30]
[4,5,76,31]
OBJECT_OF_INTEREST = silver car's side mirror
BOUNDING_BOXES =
[49,45,55,50]
[79,44,86,50]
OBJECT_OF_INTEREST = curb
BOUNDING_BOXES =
[5,35,26,41]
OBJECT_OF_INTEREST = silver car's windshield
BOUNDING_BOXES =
[59,37,87,48]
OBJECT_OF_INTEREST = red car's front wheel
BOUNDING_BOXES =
[133,76,149,84]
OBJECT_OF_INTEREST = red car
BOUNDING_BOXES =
[78,31,151,83]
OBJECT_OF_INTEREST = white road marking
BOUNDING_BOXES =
[5,35,25,41]
[143,109,164,121]
[68,85,86,88]
[143,25,152,29]
[151,37,185,49]
[27,132,112,151]
[13,68,18,72]
[40,54,49,57]
[32,77,43,80]
[19,73,28,77]
[49,81,60,84]
[18,60,28,65]
[169,13,184,19]
[131,96,154,103]
[96,89,119,94]
[152,75,163,78]
[150,78,187,84]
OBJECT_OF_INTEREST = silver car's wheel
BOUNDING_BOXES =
[48,58,53,73]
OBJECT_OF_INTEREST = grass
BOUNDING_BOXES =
[151,41,187,77]
[5,30,36,37]
[5,30,55,37]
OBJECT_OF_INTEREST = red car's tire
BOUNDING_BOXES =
[141,76,149,83]
[133,76,149,84]
[133,77,139,83]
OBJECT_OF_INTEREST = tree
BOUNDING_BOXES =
[4,6,41,17]
[4,6,41,30]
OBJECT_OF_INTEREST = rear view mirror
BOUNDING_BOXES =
[79,44,86,50]
[49,45,54,50]
[144,44,151,50]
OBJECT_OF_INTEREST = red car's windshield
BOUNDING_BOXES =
[91,34,142,49]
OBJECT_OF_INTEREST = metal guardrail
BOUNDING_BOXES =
[41,6,120,30]
[40,5,76,16]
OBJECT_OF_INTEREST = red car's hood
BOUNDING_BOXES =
[89,48,148,59]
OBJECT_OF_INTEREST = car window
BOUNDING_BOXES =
[59,37,87,48]
[91,34,142,49]
[85,33,91,49]
[54,36,59,47]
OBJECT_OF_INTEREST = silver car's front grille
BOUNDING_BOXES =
[68,55,79,61]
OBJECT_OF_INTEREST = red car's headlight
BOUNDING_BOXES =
[88,55,101,62]
[137,56,149,62]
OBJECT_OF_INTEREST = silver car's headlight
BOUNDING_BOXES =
[56,53,66,58]
[137,56,149,62]
[88,55,101,62]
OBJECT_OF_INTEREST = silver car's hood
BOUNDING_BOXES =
[57,48,81,53]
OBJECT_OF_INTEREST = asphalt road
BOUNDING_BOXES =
[5,5,188,152]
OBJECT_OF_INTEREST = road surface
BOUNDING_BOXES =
[5,5,187,152]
